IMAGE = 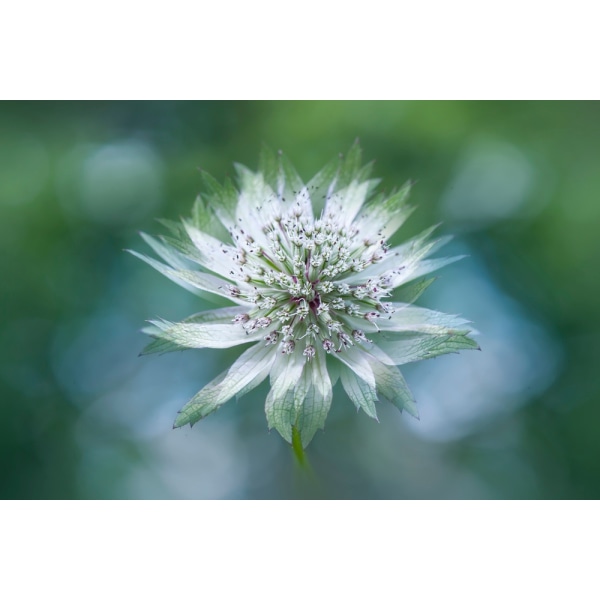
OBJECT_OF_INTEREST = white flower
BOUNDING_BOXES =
[130,144,478,448]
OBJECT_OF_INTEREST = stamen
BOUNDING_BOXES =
[264,331,279,345]
[322,339,334,353]
[232,314,250,324]
[337,332,353,351]
[352,329,371,343]
[243,319,258,332]
[281,340,296,354]
[303,345,316,360]
[256,317,272,328]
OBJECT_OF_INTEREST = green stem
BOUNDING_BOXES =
[291,426,308,468]
[291,426,322,497]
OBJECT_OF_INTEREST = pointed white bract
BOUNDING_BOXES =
[132,143,478,447]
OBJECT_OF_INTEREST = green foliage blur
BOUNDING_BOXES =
[1,101,599,499]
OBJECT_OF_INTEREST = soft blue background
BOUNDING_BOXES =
[2,101,599,498]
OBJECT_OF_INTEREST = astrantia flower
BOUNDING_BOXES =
[131,143,478,448]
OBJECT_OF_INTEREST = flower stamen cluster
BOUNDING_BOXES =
[226,202,395,359]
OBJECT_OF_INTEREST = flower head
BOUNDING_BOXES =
[131,143,478,447]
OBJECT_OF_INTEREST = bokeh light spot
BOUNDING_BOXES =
[440,139,537,228]
[56,139,164,225]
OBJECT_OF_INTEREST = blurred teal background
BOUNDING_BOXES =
[1,100,599,499]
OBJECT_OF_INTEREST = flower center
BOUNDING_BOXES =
[228,201,395,356]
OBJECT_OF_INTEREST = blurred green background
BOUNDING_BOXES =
[1,100,599,499]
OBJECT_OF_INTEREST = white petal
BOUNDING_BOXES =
[305,155,340,218]
[264,388,296,443]
[174,342,275,427]
[295,384,331,448]
[139,232,192,270]
[293,364,312,411]
[277,151,307,207]
[236,357,275,399]
[337,228,451,285]
[269,349,306,396]
[377,332,479,364]
[340,367,378,420]
[147,319,264,349]
[296,348,333,447]
[283,186,315,226]
[351,304,472,335]
[183,223,241,276]
[265,349,306,442]
[331,346,376,388]
[311,347,332,406]
[388,255,466,289]
[356,340,398,366]
[128,250,251,305]
[368,359,419,418]
[353,182,413,240]
[234,165,283,248]
[141,307,244,355]
[323,180,371,228]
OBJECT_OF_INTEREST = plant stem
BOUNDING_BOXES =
[291,426,308,468]
[291,426,323,497]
